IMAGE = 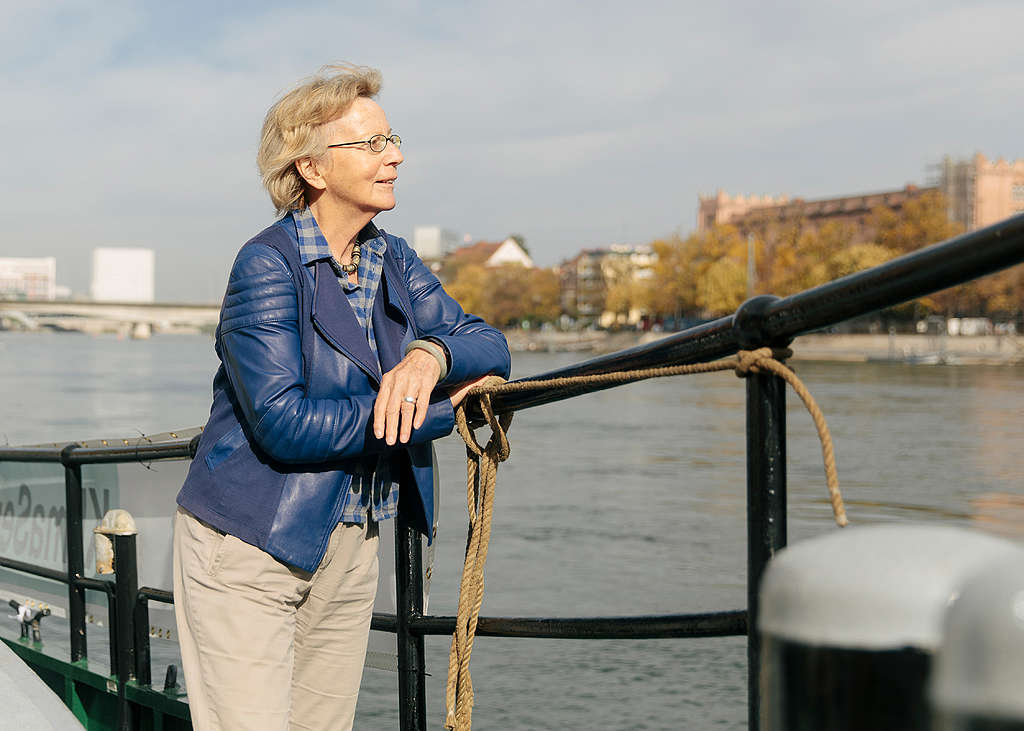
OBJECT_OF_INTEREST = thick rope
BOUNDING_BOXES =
[446,377,512,731]
[444,348,846,730]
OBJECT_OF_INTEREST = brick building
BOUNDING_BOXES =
[697,185,935,242]
[697,151,1024,241]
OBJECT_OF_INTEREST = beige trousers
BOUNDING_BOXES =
[172,507,379,731]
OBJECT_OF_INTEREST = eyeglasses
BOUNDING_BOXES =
[326,134,402,153]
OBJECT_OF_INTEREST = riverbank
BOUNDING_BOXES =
[787,333,1023,364]
[3,327,1020,365]
[503,330,1024,364]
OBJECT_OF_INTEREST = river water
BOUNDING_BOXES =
[2,331,1023,729]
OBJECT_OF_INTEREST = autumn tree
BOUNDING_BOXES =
[701,258,747,314]
[829,243,896,279]
[871,190,962,254]
[484,265,533,326]
[645,233,699,318]
[768,221,859,296]
[865,191,1024,316]
[639,225,759,318]
[444,264,489,315]
[693,225,755,315]
[763,218,807,297]
[604,279,648,325]
[518,267,561,323]
[444,263,562,327]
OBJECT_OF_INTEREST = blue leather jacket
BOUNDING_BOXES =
[176,217,510,572]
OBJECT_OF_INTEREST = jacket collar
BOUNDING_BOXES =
[292,207,383,268]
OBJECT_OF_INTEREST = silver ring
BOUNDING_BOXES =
[403,396,417,404]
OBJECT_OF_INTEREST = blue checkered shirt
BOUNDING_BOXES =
[292,207,398,524]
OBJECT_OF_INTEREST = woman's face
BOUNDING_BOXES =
[313,97,403,217]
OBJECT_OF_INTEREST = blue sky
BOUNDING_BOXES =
[2,0,1021,301]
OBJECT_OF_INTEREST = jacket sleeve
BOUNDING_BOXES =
[393,236,512,385]
[217,243,454,464]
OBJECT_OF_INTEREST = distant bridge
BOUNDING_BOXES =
[0,299,220,336]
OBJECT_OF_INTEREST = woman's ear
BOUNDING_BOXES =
[295,156,327,191]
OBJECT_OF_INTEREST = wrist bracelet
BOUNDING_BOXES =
[405,339,449,381]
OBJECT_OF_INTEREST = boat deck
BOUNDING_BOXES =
[1,609,190,704]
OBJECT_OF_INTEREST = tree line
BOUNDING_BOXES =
[443,260,561,328]
[442,192,1022,328]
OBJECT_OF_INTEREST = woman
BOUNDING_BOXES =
[173,65,510,730]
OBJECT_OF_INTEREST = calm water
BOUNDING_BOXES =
[2,331,1024,729]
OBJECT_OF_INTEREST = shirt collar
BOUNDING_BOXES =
[290,207,384,268]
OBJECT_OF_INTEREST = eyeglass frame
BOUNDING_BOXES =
[326,133,402,153]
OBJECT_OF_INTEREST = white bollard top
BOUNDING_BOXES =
[758,524,1024,650]
[931,556,1024,720]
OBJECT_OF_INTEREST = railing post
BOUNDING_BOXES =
[112,532,139,730]
[104,589,119,676]
[734,295,789,731]
[61,447,87,663]
[395,516,426,731]
[134,594,152,686]
[746,369,787,731]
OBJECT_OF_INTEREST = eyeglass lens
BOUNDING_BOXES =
[369,134,401,152]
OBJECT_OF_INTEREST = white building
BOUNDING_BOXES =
[412,226,460,260]
[486,238,534,268]
[91,248,155,303]
[0,257,57,300]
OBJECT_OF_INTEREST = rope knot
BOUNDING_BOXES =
[455,376,513,462]
[734,346,794,377]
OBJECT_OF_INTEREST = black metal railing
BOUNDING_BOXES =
[0,212,1021,730]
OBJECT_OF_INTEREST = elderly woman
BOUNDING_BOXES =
[173,65,510,730]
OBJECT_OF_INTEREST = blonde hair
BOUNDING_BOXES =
[257,64,382,215]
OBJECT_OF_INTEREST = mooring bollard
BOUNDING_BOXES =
[757,524,1024,731]
[931,556,1024,730]
[94,509,139,731]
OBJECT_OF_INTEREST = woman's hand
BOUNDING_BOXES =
[374,349,441,445]
[447,375,493,408]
